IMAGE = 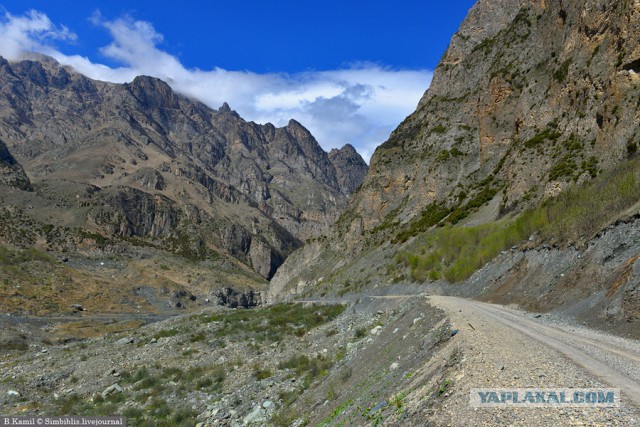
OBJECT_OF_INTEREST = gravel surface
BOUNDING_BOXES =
[427,296,640,426]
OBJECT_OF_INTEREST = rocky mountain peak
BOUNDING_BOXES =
[328,144,369,195]
[285,119,311,137]
[127,75,180,109]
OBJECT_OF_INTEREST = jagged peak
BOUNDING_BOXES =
[131,75,172,91]
[286,118,305,129]
[127,75,180,109]
[340,144,358,155]
[329,144,366,165]
[216,101,242,119]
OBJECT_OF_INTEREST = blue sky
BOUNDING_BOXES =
[0,1,476,161]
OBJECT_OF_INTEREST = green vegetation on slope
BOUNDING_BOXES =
[393,175,503,243]
[397,158,640,282]
[200,303,346,342]
[0,246,56,266]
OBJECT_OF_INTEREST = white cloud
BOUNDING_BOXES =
[0,10,75,60]
[0,10,433,163]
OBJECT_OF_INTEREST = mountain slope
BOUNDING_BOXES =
[346,0,640,243]
[269,0,640,324]
[0,55,367,313]
[0,139,31,191]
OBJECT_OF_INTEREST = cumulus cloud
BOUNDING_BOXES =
[0,10,433,163]
[0,10,75,60]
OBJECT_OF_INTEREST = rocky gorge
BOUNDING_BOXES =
[1,0,640,426]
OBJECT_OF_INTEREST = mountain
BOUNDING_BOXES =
[0,55,366,313]
[328,144,369,195]
[269,0,640,332]
[342,0,640,242]
[3,4,640,426]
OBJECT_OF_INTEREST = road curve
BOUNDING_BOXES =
[430,296,640,408]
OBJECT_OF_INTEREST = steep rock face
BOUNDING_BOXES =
[0,139,31,191]
[328,144,369,195]
[351,0,640,238]
[271,0,640,295]
[0,55,366,278]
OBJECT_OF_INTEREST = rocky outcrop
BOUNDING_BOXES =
[249,238,283,280]
[89,188,180,238]
[214,287,262,308]
[328,144,369,195]
[0,140,31,191]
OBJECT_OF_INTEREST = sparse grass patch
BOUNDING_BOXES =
[278,353,334,385]
[354,327,368,339]
[553,58,573,83]
[49,365,202,425]
[189,332,206,343]
[271,406,299,427]
[438,379,451,396]
[153,329,180,340]
[252,364,273,380]
[200,303,346,342]
[160,365,226,391]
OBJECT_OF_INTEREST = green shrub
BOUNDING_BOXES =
[354,327,367,339]
[252,365,273,380]
[548,156,578,181]
[431,125,447,135]
[553,59,572,83]
[524,128,562,148]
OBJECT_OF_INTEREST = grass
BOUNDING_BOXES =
[0,246,56,265]
[278,353,334,386]
[152,329,180,340]
[54,365,223,426]
[320,399,354,427]
[394,175,503,243]
[200,303,346,342]
[160,365,226,391]
[252,365,273,380]
[397,158,640,282]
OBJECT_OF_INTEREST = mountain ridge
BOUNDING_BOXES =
[0,54,367,314]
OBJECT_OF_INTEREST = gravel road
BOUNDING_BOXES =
[428,295,640,426]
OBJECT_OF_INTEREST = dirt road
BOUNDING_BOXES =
[428,295,640,426]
